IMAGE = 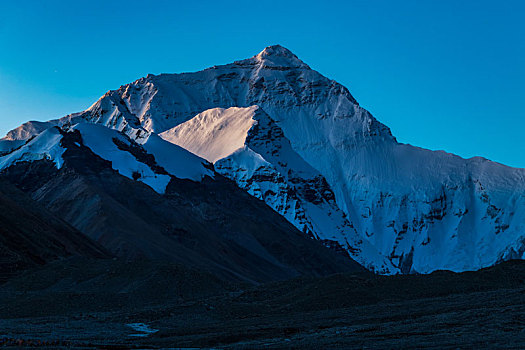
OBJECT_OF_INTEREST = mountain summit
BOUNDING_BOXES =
[2,45,525,274]
[249,44,311,69]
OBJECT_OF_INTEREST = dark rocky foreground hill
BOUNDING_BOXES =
[0,179,108,281]
[0,258,523,349]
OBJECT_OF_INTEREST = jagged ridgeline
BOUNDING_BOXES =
[2,45,525,274]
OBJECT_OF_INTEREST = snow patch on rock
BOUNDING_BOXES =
[0,123,213,194]
[0,127,65,169]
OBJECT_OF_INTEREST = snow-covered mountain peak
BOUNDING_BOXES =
[257,44,294,57]
[3,47,525,275]
[249,44,310,69]
[1,45,376,142]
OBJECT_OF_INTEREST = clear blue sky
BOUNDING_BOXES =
[1,0,524,167]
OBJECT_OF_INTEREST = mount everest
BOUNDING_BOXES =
[2,45,524,274]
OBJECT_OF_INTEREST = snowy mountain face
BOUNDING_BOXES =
[3,45,525,274]
[162,106,396,272]
[0,123,213,194]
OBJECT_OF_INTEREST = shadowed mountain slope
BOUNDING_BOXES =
[1,128,363,283]
[0,179,109,281]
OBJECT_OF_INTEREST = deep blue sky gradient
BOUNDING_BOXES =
[1,0,524,166]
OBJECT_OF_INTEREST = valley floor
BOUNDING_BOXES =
[0,258,524,349]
